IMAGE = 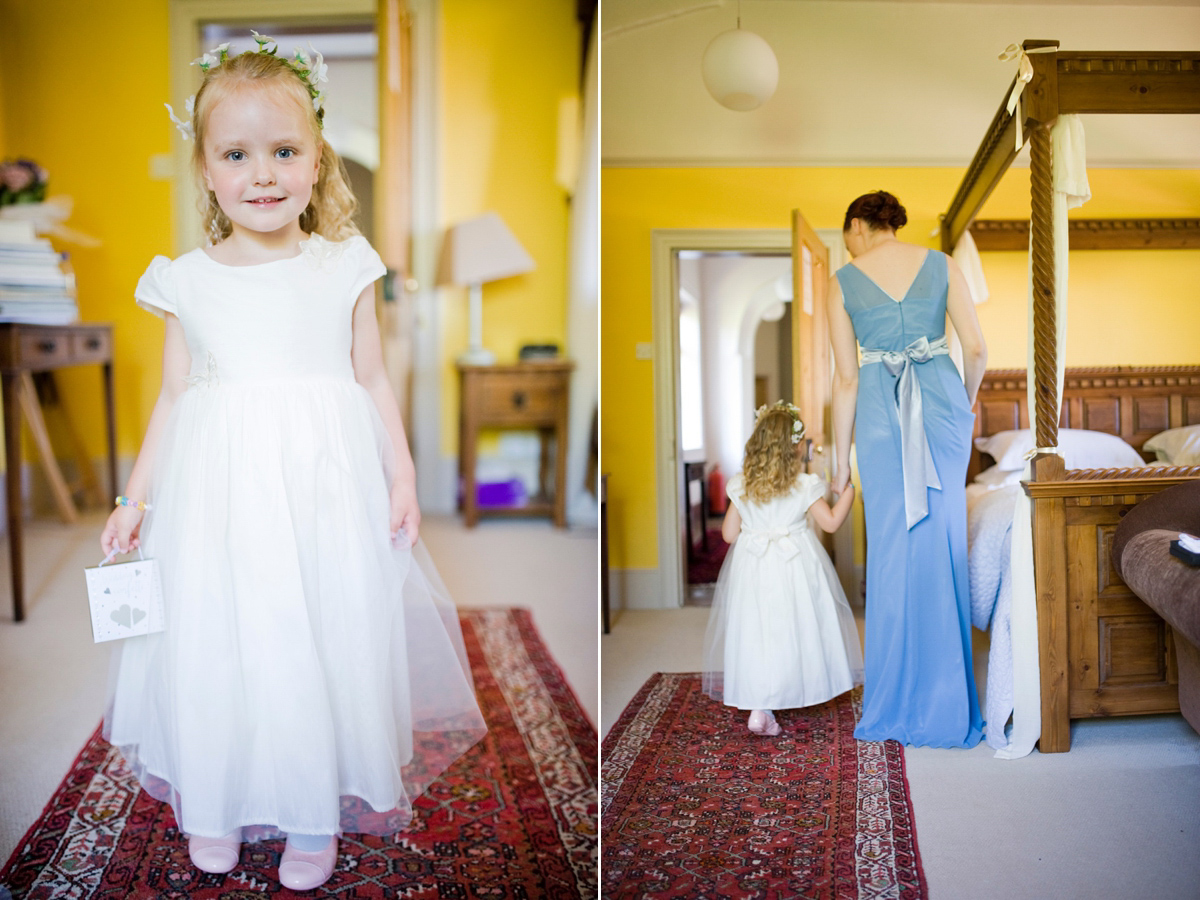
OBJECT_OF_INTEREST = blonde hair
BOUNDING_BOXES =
[742,407,804,503]
[190,50,359,244]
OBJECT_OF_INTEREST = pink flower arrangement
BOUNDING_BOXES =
[0,158,49,205]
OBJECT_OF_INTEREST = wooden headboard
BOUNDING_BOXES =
[969,365,1200,478]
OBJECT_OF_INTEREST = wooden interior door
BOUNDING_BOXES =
[792,210,834,558]
[376,0,414,432]
[790,209,831,466]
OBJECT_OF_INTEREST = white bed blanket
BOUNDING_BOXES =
[966,484,1020,750]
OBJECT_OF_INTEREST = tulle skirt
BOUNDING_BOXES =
[701,529,864,711]
[103,378,486,838]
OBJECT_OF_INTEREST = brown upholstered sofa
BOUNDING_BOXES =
[1112,480,1200,735]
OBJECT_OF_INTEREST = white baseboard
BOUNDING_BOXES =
[612,567,666,612]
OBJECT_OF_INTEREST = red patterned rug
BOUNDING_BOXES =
[601,674,927,899]
[0,609,596,899]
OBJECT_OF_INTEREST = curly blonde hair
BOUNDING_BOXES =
[190,51,359,244]
[742,406,805,503]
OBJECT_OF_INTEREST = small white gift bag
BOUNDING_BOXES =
[84,549,165,643]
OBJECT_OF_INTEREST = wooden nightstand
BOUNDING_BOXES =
[458,361,573,527]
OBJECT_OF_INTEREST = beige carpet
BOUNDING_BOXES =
[602,606,1200,899]
[0,510,597,865]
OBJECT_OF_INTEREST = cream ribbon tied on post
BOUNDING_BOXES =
[860,335,950,529]
[999,43,1058,152]
[739,525,807,561]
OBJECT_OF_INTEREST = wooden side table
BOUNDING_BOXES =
[458,361,573,528]
[0,323,117,622]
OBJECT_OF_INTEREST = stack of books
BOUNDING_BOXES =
[0,219,78,325]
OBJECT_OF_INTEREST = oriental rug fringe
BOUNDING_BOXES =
[602,674,927,899]
[0,608,596,899]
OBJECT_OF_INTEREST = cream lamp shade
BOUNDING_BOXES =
[437,212,535,365]
[701,28,779,111]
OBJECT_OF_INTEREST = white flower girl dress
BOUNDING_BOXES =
[702,472,863,711]
[104,234,486,839]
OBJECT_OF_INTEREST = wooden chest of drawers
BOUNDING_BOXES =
[457,361,573,527]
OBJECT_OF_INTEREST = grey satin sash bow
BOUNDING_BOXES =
[860,334,950,529]
[740,524,808,560]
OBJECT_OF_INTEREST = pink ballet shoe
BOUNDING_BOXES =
[747,710,782,736]
[279,836,337,891]
[188,828,242,874]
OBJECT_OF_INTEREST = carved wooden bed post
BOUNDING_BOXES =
[1020,41,1074,752]
[941,41,1200,755]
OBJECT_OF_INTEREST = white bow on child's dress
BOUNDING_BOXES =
[739,525,807,560]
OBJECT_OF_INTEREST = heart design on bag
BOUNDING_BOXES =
[110,604,147,628]
[86,554,164,643]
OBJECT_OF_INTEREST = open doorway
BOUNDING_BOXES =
[677,251,795,605]
[649,227,854,612]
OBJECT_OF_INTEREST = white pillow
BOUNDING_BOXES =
[1143,425,1200,466]
[974,428,1144,471]
[973,465,1023,488]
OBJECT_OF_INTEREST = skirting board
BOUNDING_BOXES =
[610,567,669,612]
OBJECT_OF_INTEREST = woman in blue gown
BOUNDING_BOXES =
[828,191,988,748]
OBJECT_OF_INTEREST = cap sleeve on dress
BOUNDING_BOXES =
[798,472,827,512]
[134,255,177,318]
[349,237,387,303]
[726,473,747,515]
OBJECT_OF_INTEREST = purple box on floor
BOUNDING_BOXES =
[477,479,527,508]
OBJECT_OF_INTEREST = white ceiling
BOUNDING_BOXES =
[601,0,1200,167]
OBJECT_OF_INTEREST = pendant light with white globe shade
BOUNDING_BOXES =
[701,0,779,111]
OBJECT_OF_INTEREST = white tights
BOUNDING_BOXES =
[287,832,335,852]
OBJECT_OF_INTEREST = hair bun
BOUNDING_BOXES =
[843,190,907,232]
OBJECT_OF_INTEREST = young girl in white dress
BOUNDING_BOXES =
[702,402,864,736]
[99,39,486,891]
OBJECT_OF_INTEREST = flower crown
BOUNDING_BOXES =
[754,400,806,445]
[165,32,329,141]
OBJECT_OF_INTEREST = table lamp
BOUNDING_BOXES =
[437,212,535,365]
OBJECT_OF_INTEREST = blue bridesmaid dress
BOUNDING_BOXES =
[836,250,984,749]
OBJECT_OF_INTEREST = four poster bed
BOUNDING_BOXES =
[940,41,1200,752]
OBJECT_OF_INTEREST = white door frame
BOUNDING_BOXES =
[168,0,446,510]
[650,227,847,609]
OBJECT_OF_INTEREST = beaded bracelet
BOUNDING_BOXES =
[115,496,153,512]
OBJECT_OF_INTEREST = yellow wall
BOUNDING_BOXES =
[602,166,1200,570]
[0,0,578,473]
[0,0,173,463]
[439,0,579,452]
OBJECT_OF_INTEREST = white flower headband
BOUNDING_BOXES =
[165,31,329,141]
[754,401,806,444]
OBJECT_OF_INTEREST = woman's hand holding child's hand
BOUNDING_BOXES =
[101,505,145,556]
[833,465,852,495]
[390,480,421,546]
